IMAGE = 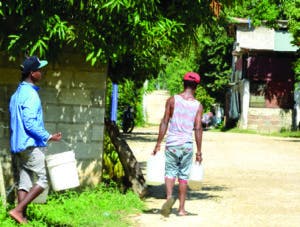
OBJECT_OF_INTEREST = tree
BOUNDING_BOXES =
[0,0,219,83]
[283,0,300,81]
[1,0,297,109]
[224,0,299,81]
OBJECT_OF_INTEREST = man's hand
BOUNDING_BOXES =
[49,132,62,142]
[152,144,161,155]
[195,153,202,163]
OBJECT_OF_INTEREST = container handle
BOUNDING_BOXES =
[61,139,73,148]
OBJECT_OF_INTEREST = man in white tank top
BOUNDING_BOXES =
[153,72,203,217]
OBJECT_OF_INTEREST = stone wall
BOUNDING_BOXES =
[247,107,292,133]
[0,53,107,189]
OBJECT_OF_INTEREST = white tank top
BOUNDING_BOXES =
[166,95,200,146]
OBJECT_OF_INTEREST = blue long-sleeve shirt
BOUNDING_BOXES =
[9,81,50,153]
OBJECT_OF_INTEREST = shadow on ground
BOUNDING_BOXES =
[145,184,227,201]
[121,131,158,143]
[275,138,300,143]
[143,207,198,216]
[142,184,227,216]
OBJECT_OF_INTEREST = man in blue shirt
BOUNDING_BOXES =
[9,56,62,224]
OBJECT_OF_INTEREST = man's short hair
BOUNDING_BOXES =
[183,80,198,90]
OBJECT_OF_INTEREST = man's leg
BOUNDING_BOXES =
[161,147,179,217]
[9,185,44,223]
[10,147,48,224]
[178,180,188,215]
[165,177,175,199]
[161,177,176,217]
[178,143,193,216]
[17,190,27,203]
[17,189,28,218]
[12,152,31,222]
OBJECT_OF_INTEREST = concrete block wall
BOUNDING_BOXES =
[247,107,292,133]
[0,52,107,189]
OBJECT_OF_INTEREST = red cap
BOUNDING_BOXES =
[183,72,200,84]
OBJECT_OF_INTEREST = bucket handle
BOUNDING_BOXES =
[61,139,73,148]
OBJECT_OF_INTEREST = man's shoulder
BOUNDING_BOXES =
[166,95,174,100]
[167,96,175,103]
[16,84,39,100]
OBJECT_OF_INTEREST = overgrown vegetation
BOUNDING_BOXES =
[283,0,300,82]
[225,0,299,84]
[1,1,298,123]
[106,78,145,126]
[0,0,215,84]
[145,0,299,116]
[147,18,233,112]
[1,184,144,226]
[271,130,300,138]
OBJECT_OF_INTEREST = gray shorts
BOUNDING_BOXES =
[165,142,193,181]
[15,147,48,192]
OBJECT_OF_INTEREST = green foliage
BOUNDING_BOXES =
[294,59,300,82]
[1,185,144,226]
[0,200,16,226]
[106,77,145,127]
[271,129,300,138]
[194,86,216,113]
[195,23,233,102]
[1,0,297,85]
[225,0,282,27]
[0,1,217,84]
[147,17,232,112]
[218,125,300,137]
[283,0,300,47]
[283,0,300,83]
[29,185,143,226]
[146,50,216,112]
[159,51,199,96]
[225,0,300,82]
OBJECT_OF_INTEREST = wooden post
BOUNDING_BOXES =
[105,119,147,198]
[0,159,6,206]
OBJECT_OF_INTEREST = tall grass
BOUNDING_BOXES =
[1,183,144,226]
[217,127,300,138]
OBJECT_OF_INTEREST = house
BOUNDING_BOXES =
[0,52,107,191]
[226,18,299,132]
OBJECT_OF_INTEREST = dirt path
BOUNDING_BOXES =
[124,126,300,227]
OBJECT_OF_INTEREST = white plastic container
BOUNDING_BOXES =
[146,152,165,185]
[32,187,49,203]
[188,162,204,191]
[46,151,80,191]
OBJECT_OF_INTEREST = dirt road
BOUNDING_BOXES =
[124,127,300,227]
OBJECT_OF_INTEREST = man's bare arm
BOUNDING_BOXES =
[194,104,203,162]
[153,97,173,154]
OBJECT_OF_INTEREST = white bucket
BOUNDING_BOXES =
[46,151,80,191]
[188,162,204,191]
[33,186,49,204]
[146,152,165,185]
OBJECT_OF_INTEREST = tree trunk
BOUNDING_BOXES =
[0,159,6,206]
[105,119,147,198]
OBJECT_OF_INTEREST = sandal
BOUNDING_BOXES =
[161,197,176,217]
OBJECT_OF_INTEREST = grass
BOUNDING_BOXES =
[1,183,145,227]
[211,126,300,138]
